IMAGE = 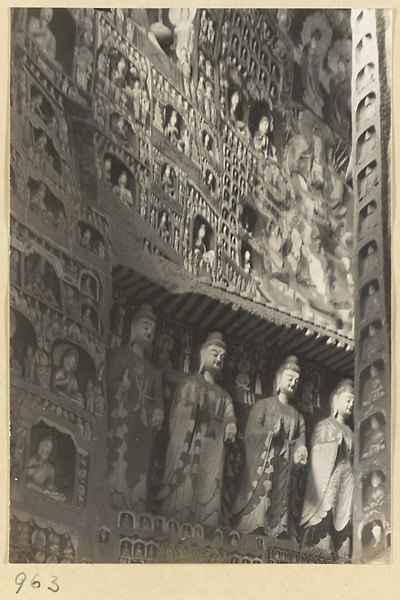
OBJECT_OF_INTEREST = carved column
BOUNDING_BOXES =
[351,8,391,564]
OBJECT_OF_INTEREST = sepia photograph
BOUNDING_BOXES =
[8,6,392,569]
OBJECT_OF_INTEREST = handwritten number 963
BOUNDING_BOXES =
[15,572,59,594]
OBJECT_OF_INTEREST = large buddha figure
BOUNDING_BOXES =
[300,380,354,561]
[107,304,164,512]
[231,356,307,539]
[27,8,57,61]
[157,332,237,526]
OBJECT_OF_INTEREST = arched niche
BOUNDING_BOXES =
[24,253,62,309]
[29,83,56,126]
[79,270,101,304]
[27,8,77,76]
[27,177,67,232]
[360,359,385,409]
[25,420,77,504]
[119,511,134,529]
[356,63,375,95]
[358,240,378,278]
[33,126,62,174]
[50,340,99,407]
[81,302,102,335]
[102,153,136,200]
[359,279,380,322]
[241,202,261,238]
[359,200,377,237]
[360,411,387,462]
[78,221,106,255]
[133,539,145,558]
[192,215,214,255]
[356,93,377,128]
[357,126,377,165]
[119,538,133,558]
[10,309,38,378]
[362,469,386,512]
[360,319,384,363]
[110,112,137,149]
[164,105,184,139]
[360,516,387,560]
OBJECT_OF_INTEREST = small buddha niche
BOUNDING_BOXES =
[361,360,385,407]
[50,341,99,410]
[119,512,134,529]
[119,538,133,558]
[361,519,387,560]
[78,221,107,257]
[357,127,378,165]
[359,201,377,237]
[27,178,67,233]
[360,411,386,461]
[33,127,62,174]
[241,203,259,238]
[359,240,379,278]
[25,422,76,504]
[192,216,214,257]
[361,320,385,363]
[27,8,77,76]
[357,93,377,127]
[356,62,375,94]
[24,254,61,309]
[29,85,56,126]
[164,106,182,143]
[360,280,380,322]
[110,112,136,150]
[102,154,136,208]
[362,470,386,512]
[10,310,37,379]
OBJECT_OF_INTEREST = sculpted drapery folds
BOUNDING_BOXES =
[107,304,164,512]
[231,356,307,539]
[300,380,354,560]
[157,332,237,527]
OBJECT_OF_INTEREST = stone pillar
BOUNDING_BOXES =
[351,8,391,564]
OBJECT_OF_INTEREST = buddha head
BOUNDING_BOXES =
[275,356,301,398]
[130,303,157,350]
[199,331,226,377]
[330,379,354,419]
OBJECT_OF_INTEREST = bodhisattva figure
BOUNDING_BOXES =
[26,433,66,502]
[231,356,307,539]
[157,331,237,526]
[300,380,354,561]
[27,8,57,60]
[51,344,84,405]
[107,304,164,512]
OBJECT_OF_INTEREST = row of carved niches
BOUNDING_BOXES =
[10,309,105,415]
[24,78,71,160]
[10,248,104,334]
[95,133,150,208]
[10,514,77,563]
[24,8,95,93]
[10,415,89,510]
[15,17,90,109]
[95,42,150,129]
[9,236,106,366]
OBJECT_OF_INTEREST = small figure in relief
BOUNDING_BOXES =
[362,364,385,407]
[85,380,95,414]
[27,8,57,60]
[26,433,66,502]
[51,344,84,405]
[165,110,180,143]
[362,323,384,363]
[81,277,95,301]
[157,331,236,526]
[362,415,386,459]
[113,171,133,208]
[300,28,325,117]
[23,345,36,383]
[363,284,380,321]
[231,356,307,538]
[300,380,354,561]
[364,471,385,511]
